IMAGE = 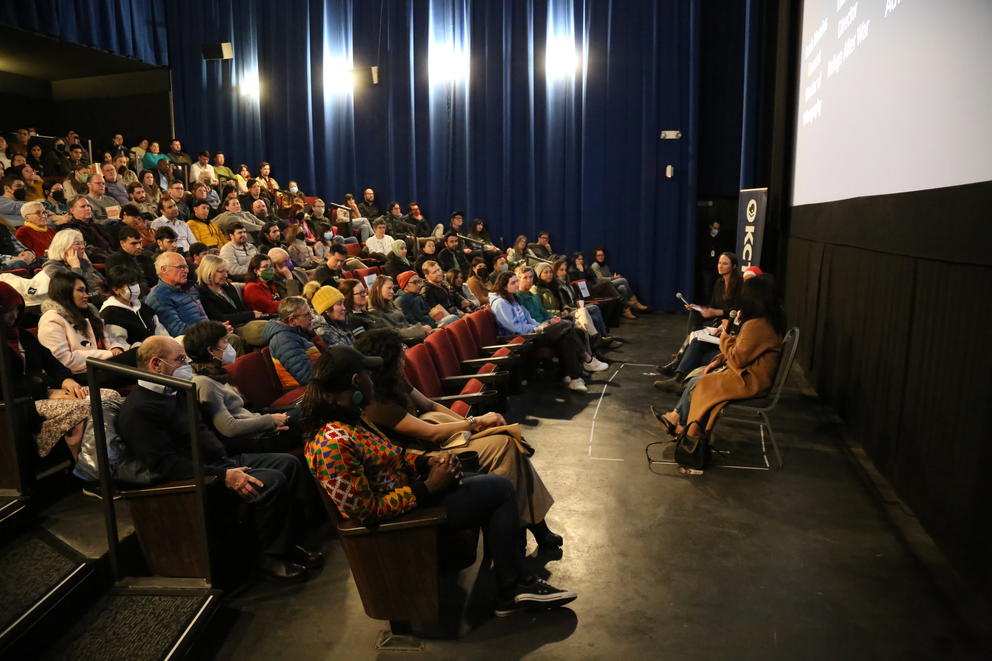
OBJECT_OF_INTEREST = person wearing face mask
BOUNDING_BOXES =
[43,139,70,178]
[278,181,306,221]
[119,335,321,581]
[62,163,92,202]
[242,254,282,314]
[42,180,70,219]
[0,174,29,228]
[100,264,168,345]
[466,257,492,307]
[184,320,302,453]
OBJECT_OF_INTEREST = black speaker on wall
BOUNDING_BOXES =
[201,43,234,60]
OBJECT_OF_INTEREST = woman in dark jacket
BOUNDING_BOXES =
[384,239,412,279]
[99,264,167,345]
[196,254,262,327]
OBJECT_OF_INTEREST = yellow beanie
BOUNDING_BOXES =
[312,286,344,315]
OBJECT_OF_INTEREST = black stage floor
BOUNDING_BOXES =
[209,313,988,660]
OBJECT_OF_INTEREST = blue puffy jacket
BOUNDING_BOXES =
[261,319,320,387]
[146,281,207,336]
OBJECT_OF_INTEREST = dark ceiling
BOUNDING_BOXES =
[0,25,160,81]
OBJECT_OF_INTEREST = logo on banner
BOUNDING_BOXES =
[737,188,767,272]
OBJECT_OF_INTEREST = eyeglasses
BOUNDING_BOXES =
[163,263,189,271]
[161,355,190,366]
[354,291,367,297]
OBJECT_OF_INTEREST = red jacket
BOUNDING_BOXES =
[242,281,281,314]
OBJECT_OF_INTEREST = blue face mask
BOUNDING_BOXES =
[323,231,334,241]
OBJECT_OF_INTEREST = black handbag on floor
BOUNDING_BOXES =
[674,421,710,471]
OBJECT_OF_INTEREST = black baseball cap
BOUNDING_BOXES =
[314,345,383,390]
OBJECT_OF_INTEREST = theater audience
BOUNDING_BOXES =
[655,275,786,475]
[490,271,596,392]
[302,344,576,615]
[357,188,379,220]
[1,175,28,227]
[286,225,320,269]
[43,180,69,219]
[438,232,470,274]
[466,258,491,306]
[212,152,236,184]
[243,254,282,314]
[100,162,130,206]
[414,238,438,276]
[187,199,225,247]
[219,223,258,280]
[337,278,376,336]
[184,320,300,453]
[119,335,319,581]
[568,251,634,319]
[166,139,192,166]
[506,235,529,267]
[138,169,162,207]
[114,154,138,188]
[527,232,556,263]
[313,244,347,288]
[189,151,215,186]
[365,219,394,258]
[196,254,262,328]
[141,140,168,171]
[165,181,191,220]
[590,247,648,312]
[214,195,264,235]
[100,264,167,345]
[396,269,459,328]
[38,272,137,382]
[145,251,209,336]
[106,226,157,295]
[367,275,429,342]
[82,174,122,222]
[256,162,279,195]
[43,230,106,304]
[311,285,357,347]
[15,201,56,257]
[267,247,307,297]
[262,296,322,388]
[153,226,178,256]
[383,239,411,279]
[446,268,479,310]
[533,261,610,341]
[422,260,470,316]
[257,222,285,254]
[151,197,195,253]
[59,197,115,262]
[62,163,90,201]
[384,201,416,238]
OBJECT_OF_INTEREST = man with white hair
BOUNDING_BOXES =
[145,251,209,336]
[267,246,307,297]
[14,201,56,257]
[118,335,320,582]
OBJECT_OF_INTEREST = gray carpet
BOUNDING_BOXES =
[0,534,80,632]
[48,593,209,661]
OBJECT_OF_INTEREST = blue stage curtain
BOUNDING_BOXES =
[0,0,169,67]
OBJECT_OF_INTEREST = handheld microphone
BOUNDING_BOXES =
[726,310,740,335]
[676,292,690,307]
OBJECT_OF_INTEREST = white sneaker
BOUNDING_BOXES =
[568,378,588,392]
[584,358,609,372]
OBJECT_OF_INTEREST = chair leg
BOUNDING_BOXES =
[375,621,424,651]
[760,411,783,469]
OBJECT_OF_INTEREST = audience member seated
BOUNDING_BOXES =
[311,285,357,347]
[141,140,169,171]
[243,254,283,315]
[219,223,258,281]
[113,154,138,188]
[42,138,69,177]
[568,251,635,319]
[506,235,529,267]
[184,320,301,453]
[214,195,264,235]
[262,296,323,388]
[447,267,480,310]
[0,282,124,460]
[83,174,123,223]
[312,244,348,288]
[42,180,70,220]
[355,328,563,549]
[151,197,196,253]
[145,251,211,336]
[534,261,611,342]
[302,345,576,615]
[59,197,116,263]
[1,174,28,228]
[189,151,216,187]
[106,226,157,295]
[527,231,557,263]
[195,254,263,330]
[100,162,130,206]
[489,255,510,285]
[590,247,648,312]
[130,138,149,165]
[239,179,267,215]
[364,219,394,259]
[383,238,412,279]
[337,278,377,337]
[468,218,502,262]
[490,271,595,393]
[27,144,47,179]
[187,199,225,247]
[38,272,138,385]
[422,260,471,316]
[447,212,481,260]
[152,226,178,257]
[383,200,417,239]
[278,182,307,220]
[407,202,441,239]
[286,225,321,269]
[100,264,168,345]
[438,231,471,275]
[466,258,491,306]
[396,269,459,328]
[120,336,320,581]
[251,198,279,229]
[267,247,307,297]
[166,139,192,168]
[127,181,157,218]
[255,161,279,196]
[191,180,220,210]
[1,217,37,274]
[138,170,162,208]
[654,275,786,475]
[15,201,56,257]
[42,229,106,304]
[414,238,438,276]
[367,275,428,342]
[212,152,236,184]
[165,181,191,220]
[119,203,155,246]
[255,222,282,253]
[356,188,379,220]
[62,163,90,202]
[9,163,44,201]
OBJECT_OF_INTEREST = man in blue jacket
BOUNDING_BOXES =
[145,251,208,336]
[261,297,322,388]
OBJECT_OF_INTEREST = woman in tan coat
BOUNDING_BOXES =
[656,274,786,474]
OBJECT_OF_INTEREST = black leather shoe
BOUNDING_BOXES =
[657,358,678,376]
[653,373,684,393]
[535,530,564,552]
[259,555,309,582]
[291,545,324,569]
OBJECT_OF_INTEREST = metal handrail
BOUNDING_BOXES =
[0,328,32,494]
[85,358,212,585]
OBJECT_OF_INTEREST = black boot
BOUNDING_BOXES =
[528,520,563,551]
[657,357,679,376]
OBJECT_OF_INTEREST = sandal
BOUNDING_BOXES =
[678,466,704,476]
[650,405,677,438]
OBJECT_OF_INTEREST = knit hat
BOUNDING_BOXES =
[303,280,321,301]
[743,265,764,279]
[312,286,344,315]
[396,270,419,290]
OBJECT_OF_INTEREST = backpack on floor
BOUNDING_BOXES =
[674,421,710,471]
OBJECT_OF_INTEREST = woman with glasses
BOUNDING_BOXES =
[15,201,57,256]
[41,229,107,305]
[366,274,428,343]
[37,272,138,386]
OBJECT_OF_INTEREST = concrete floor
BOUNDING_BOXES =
[210,313,986,660]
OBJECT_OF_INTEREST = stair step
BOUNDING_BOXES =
[42,586,220,661]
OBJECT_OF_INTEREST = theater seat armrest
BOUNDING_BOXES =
[432,391,496,408]
[118,476,218,499]
[337,505,448,536]
[461,356,517,370]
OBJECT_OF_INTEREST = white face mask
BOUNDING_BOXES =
[220,344,236,365]
[128,283,141,301]
[172,364,194,381]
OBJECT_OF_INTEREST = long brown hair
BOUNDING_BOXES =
[47,272,106,345]
[368,275,396,312]
[337,278,363,313]
[493,270,518,303]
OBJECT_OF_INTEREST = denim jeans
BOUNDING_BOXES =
[676,339,720,375]
[351,218,373,243]
[675,375,702,426]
